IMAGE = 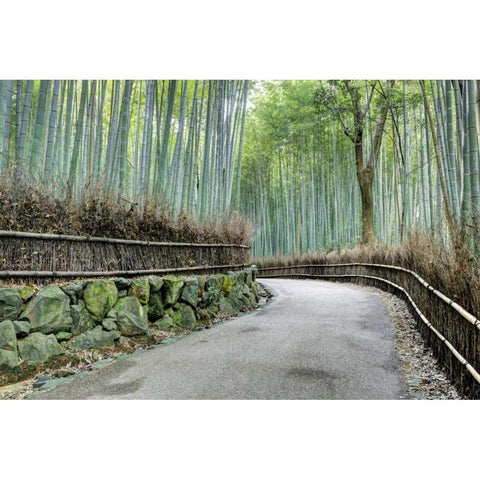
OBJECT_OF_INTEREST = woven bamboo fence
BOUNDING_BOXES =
[258,263,480,399]
[0,230,251,281]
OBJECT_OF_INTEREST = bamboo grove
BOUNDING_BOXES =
[0,80,249,220]
[240,80,480,257]
[1,79,479,259]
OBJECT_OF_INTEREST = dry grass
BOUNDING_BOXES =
[256,230,480,319]
[0,176,252,245]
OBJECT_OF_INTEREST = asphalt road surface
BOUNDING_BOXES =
[32,278,408,399]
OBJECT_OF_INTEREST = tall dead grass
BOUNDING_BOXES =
[256,230,480,318]
[0,177,252,246]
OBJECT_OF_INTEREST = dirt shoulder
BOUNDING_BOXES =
[355,285,462,400]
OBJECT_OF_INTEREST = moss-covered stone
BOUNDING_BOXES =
[201,274,223,307]
[153,315,174,330]
[195,308,215,323]
[67,327,120,350]
[13,320,30,338]
[180,304,196,328]
[0,288,23,322]
[148,293,165,321]
[0,320,19,370]
[219,294,235,313]
[169,309,182,326]
[83,280,118,321]
[114,278,132,290]
[128,278,150,305]
[20,286,72,335]
[102,318,117,331]
[180,278,199,307]
[246,267,255,286]
[55,331,73,341]
[197,276,205,296]
[70,301,95,336]
[18,286,35,302]
[221,274,235,295]
[111,296,149,336]
[172,303,196,328]
[251,282,260,301]
[147,276,163,293]
[18,332,64,364]
[60,281,85,303]
[162,276,184,306]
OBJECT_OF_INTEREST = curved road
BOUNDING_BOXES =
[32,279,408,400]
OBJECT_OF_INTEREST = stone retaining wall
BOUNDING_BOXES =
[0,266,258,370]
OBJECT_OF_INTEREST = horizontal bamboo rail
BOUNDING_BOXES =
[0,230,251,274]
[0,263,251,279]
[0,230,251,248]
[258,263,480,399]
[259,263,480,329]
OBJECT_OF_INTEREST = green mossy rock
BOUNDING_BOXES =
[0,320,19,369]
[180,278,199,307]
[70,302,95,336]
[172,303,196,329]
[20,286,72,335]
[251,282,260,301]
[246,267,255,286]
[114,278,132,290]
[128,278,150,305]
[102,318,117,331]
[83,280,118,321]
[0,288,23,322]
[148,293,165,321]
[162,276,184,306]
[153,315,174,330]
[147,276,163,293]
[229,294,244,311]
[201,275,223,307]
[239,284,251,304]
[221,275,235,295]
[18,286,35,302]
[18,332,64,364]
[111,296,149,336]
[180,305,197,329]
[197,276,206,297]
[67,328,120,350]
[195,308,214,323]
[13,320,30,338]
[55,331,73,341]
[60,281,85,303]
[0,348,19,370]
[169,309,182,326]
[219,294,235,313]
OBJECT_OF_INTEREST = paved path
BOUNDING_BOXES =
[32,279,408,399]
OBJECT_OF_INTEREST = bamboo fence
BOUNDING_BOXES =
[0,230,251,278]
[258,263,480,399]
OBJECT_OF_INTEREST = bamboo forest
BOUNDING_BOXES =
[1,80,479,258]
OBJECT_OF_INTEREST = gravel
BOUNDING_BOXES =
[356,285,462,400]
